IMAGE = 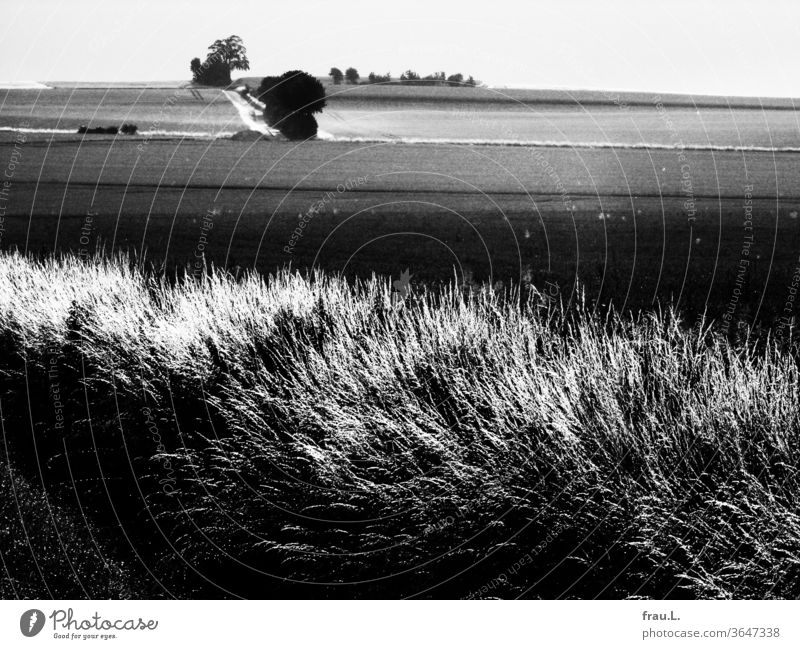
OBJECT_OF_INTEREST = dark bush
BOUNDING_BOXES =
[277,113,318,140]
[258,71,326,140]
[77,125,118,134]
[258,71,326,116]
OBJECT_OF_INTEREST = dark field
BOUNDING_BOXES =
[1,132,799,324]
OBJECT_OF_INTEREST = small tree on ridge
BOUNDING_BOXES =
[345,67,360,84]
[329,67,344,84]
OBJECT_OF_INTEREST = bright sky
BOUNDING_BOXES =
[1,0,798,97]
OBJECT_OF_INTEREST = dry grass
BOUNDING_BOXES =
[1,251,799,598]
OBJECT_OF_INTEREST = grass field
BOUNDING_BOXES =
[1,252,800,598]
[320,96,800,147]
[2,85,800,599]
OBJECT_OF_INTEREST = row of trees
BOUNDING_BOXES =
[401,70,477,87]
[329,67,477,87]
[190,39,479,90]
[328,67,360,84]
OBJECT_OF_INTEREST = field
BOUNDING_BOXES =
[0,87,241,134]
[2,84,800,599]
[1,118,800,323]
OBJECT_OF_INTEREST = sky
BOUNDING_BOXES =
[1,0,798,97]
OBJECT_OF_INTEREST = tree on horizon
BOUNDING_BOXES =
[191,35,250,86]
[208,35,250,72]
[345,67,360,84]
[329,67,344,84]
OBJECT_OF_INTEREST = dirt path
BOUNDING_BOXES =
[222,89,279,136]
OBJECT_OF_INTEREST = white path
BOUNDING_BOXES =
[224,87,334,140]
[222,89,279,136]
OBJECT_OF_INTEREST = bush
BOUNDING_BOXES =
[78,125,118,134]
[276,112,318,140]
[447,73,464,87]
[258,71,326,140]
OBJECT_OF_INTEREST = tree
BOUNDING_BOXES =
[423,71,446,85]
[258,71,327,140]
[208,35,250,72]
[367,72,391,84]
[446,73,464,87]
[465,75,477,87]
[400,70,420,84]
[329,67,344,84]
[191,54,234,86]
[190,35,250,87]
[345,67,360,84]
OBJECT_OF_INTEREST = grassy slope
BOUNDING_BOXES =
[1,251,799,598]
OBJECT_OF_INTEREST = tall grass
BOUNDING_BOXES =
[1,250,799,598]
